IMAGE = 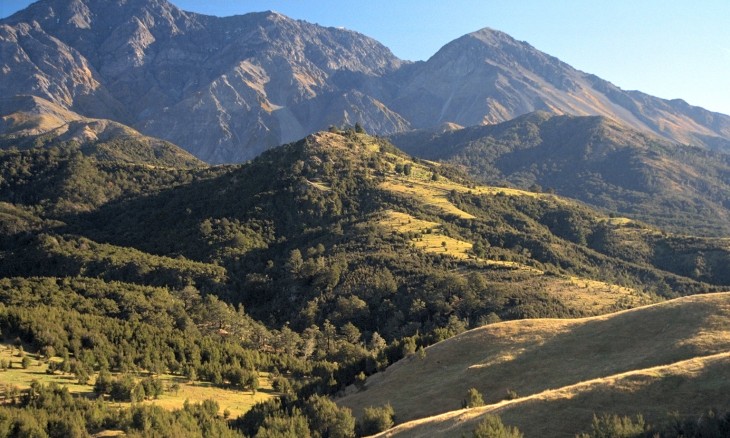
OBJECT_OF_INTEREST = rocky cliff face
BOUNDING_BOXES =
[2,0,730,162]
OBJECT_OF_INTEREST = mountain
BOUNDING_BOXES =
[2,0,730,163]
[391,111,730,236]
[339,293,730,437]
[387,29,730,151]
[0,0,408,163]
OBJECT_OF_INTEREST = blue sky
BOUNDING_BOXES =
[2,0,729,115]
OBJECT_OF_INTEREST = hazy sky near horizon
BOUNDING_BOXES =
[2,0,729,115]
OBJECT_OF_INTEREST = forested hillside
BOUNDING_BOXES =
[391,112,730,236]
[0,129,727,436]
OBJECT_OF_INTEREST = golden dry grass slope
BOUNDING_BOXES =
[336,293,730,437]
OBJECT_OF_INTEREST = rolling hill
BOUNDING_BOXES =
[337,293,730,437]
[2,129,728,326]
[0,95,205,168]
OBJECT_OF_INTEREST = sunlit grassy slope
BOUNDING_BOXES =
[337,293,730,436]
[375,352,730,438]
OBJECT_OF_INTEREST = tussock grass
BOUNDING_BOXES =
[379,180,475,219]
[552,277,649,314]
[0,346,92,396]
[123,374,275,418]
[378,210,544,270]
[338,293,730,434]
[307,179,331,192]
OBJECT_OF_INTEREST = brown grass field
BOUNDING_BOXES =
[337,293,730,437]
[375,351,730,437]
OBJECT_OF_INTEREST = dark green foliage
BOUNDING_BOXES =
[301,395,356,438]
[471,415,523,438]
[577,414,647,438]
[391,112,730,237]
[579,409,730,438]
[255,408,311,438]
[0,130,727,437]
[356,404,394,436]
[659,409,730,438]
[0,146,219,215]
[462,388,485,408]
[235,395,355,438]
[0,276,288,394]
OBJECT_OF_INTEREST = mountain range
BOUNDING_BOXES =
[1,124,728,435]
[1,1,730,436]
[2,0,730,163]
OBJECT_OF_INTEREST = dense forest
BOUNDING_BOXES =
[0,129,728,436]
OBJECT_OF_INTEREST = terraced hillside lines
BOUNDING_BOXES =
[375,352,730,438]
[337,293,730,428]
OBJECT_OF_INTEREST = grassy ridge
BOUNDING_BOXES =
[338,293,730,433]
[375,352,730,437]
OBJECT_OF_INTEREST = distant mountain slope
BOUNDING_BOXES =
[2,1,730,162]
[387,28,730,151]
[0,95,205,168]
[338,293,730,437]
[391,111,730,236]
